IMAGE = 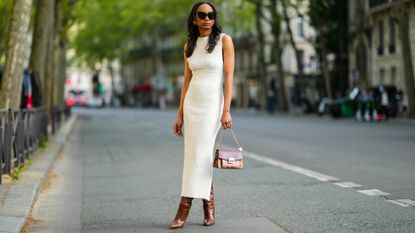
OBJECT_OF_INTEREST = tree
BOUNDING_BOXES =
[28,0,76,114]
[71,0,201,106]
[254,0,268,111]
[393,0,415,117]
[57,0,77,108]
[0,0,13,62]
[269,0,289,111]
[0,0,33,109]
[42,0,55,116]
[308,0,348,99]
[218,0,256,34]
[281,0,306,103]
[246,0,289,112]
[29,0,54,108]
[354,0,369,88]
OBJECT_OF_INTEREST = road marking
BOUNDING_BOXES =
[386,200,411,207]
[334,182,362,188]
[243,151,339,182]
[357,189,390,196]
[242,149,413,208]
[396,199,415,207]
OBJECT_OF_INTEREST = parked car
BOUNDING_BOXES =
[1,67,42,109]
[65,90,88,107]
[87,95,104,108]
[21,70,33,108]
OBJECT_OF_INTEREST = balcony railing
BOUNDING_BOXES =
[369,0,389,8]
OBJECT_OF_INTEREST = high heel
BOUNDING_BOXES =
[170,196,193,229]
[202,184,215,226]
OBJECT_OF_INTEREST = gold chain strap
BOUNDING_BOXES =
[216,127,242,150]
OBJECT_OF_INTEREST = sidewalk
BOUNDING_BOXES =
[0,115,77,233]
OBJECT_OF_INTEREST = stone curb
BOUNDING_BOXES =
[0,115,77,233]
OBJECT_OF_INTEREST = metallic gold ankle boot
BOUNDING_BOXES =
[202,184,215,226]
[170,197,193,229]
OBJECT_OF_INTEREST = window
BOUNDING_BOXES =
[391,67,397,85]
[378,20,384,55]
[296,16,305,37]
[298,49,304,67]
[389,17,396,53]
[309,55,316,71]
[380,68,385,84]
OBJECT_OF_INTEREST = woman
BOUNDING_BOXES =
[170,1,234,229]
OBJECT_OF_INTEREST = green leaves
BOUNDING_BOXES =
[72,0,125,65]
[0,0,13,61]
[308,0,347,52]
[70,0,255,66]
[71,0,193,66]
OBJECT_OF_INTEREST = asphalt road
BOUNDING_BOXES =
[26,108,415,233]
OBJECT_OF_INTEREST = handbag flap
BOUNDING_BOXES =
[217,148,243,160]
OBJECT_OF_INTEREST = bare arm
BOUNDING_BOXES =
[173,44,192,137]
[221,34,235,128]
[177,44,192,119]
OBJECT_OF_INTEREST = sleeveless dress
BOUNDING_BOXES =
[181,33,225,200]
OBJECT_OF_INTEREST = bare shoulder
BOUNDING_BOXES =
[222,34,233,45]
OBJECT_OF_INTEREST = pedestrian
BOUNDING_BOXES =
[356,88,366,121]
[171,1,234,229]
[376,85,390,121]
[248,79,259,111]
[267,77,277,114]
[365,90,376,121]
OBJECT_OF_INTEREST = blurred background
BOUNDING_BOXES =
[0,0,415,119]
[1,1,415,232]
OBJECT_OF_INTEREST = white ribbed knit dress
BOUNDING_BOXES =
[181,33,225,201]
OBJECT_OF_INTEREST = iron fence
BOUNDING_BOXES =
[0,107,68,184]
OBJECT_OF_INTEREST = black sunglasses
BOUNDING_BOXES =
[197,12,216,20]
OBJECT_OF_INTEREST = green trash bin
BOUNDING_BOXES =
[340,98,354,117]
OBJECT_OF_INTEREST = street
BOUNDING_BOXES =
[26,108,415,233]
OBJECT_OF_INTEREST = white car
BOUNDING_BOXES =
[87,96,104,108]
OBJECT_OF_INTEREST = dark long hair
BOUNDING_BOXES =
[186,1,221,58]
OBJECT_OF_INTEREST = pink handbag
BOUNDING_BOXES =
[213,127,244,169]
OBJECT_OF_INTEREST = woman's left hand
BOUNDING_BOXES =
[221,112,232,129]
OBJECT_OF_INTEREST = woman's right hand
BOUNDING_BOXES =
[173,117,183,137]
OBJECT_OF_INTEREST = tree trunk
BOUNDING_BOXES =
[0,1,13,60]
[270,0,289,111]
[58,0,77,109]
[336,0,349,97]
[281,0,305,101]
[254,1,268,111]
[29,0,53,107]
[0,0,33,109]
[44,0,55,119]
[321,47,332,99]
[108,61,116,107]
[58,42,66,108]
[397,0,415,117]
[52,0,62,110]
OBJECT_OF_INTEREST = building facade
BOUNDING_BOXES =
[122,0,319,109]
[349,0,415,106]
[231,0,319,109]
